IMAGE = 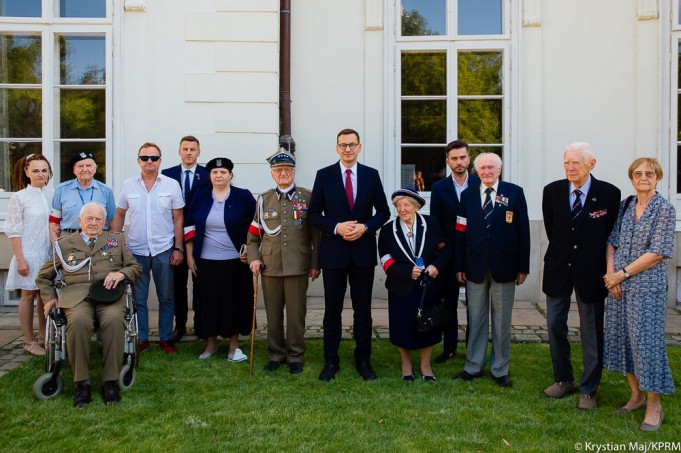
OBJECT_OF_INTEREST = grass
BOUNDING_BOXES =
[0,339,679,452]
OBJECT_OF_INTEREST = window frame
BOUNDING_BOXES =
[386,0,518,204]
[0,3,112,200]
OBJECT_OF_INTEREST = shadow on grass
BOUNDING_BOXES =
[0,340,679,452]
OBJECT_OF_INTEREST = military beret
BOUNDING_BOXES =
[70,151,96,168]
[391,188,426,209]
[88,279,126,304]
[206,157,234,172]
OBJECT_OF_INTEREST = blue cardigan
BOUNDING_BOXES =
[184,185,256,261]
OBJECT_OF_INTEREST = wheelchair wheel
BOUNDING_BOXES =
[33,373,64,401]
[119,363,136,390]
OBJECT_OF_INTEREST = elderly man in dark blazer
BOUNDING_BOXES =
[429,139,479,362]
[161,135,209,343]
[454,152,530,388]
[542,142,621,410]
[37,202,142,407]
[309,128,390,381]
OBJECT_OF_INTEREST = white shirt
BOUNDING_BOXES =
[452,173,470,201]
[117,173,184,256]
[479,181,500,207]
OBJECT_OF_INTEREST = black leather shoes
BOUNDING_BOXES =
[454,370,483,381]
[356,361,378,381]
[494,375,512,387]
[434,351,455,364]
[101,381,121,405]
[402,375,415,381]
[319,361,339,381]
[171,328,186,344]
[73,382,92,408]
[289,362,304,375]
[263,360,283,372]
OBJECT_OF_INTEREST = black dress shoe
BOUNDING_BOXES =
[356,361,378,381]
[101,381,121,405]
[319,361,339,382]
[172,328,186,343]
[263,360,283,372]
[402,374,415,381]
[73,382,92,408]
[289,362,304,375]
[454,370,483,381]
[494,375,512,387]
[434,351,455,364]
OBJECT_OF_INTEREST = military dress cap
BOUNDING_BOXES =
[87,279,125,304]
[391,188,426,209]
[266,149,296,167]
[70,151,96,168]
[205,157,234,172]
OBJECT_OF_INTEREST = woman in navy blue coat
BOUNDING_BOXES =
[184,158,256,361]
[378,189,451,381]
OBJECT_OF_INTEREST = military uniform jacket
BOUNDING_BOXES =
[36,232,142,309]
[247,187,320,277]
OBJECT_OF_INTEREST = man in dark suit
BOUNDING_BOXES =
[542,142,620,410]
[454,152,530,388]
[161,135,209,342]
[309,128,390,381]
[429,140,479,363]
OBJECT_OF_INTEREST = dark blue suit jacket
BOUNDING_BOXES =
[430,174,480,242]
[542,176,620,301]
[455,180,530,284]
[185,185,256,262]
[309,161,390,269]
[378,214,451,297]
[162,164,209,213]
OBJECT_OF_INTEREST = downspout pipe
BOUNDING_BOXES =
[279,0,295,154]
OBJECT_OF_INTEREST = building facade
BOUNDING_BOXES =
[1,0,679,307]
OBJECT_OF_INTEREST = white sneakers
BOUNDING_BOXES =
[227,348,247,363]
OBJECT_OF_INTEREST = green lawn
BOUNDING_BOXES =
[1,340,679,452]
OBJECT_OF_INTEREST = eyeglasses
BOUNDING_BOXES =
[337,143,359,151]
[633,171,656,179]
[272,168,294,174]
[139,155,161,162]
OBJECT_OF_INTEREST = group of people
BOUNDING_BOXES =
[3,131,675,431]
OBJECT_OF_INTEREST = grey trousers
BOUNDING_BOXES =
[464,272,515,378]
[546,293,604,396]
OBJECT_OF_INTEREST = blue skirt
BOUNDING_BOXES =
[388,282,442,350]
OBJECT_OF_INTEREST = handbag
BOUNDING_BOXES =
[415,274,448,333]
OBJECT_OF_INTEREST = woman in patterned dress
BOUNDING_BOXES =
[603,157,675,432]
[4,154,54,356]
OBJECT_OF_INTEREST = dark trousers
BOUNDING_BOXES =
[322,264,374,363]
[546,292,604,396]
[437,262,459,354]
[172,257,197,331]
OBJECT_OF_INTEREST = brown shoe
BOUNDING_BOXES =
[577,393,597,410]
[544,381,577,398]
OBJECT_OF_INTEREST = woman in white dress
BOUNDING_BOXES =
[4,154,54,356]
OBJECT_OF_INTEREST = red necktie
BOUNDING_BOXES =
[345,168,354,210]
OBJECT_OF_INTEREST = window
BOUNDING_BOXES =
[0,0,109,192]
[393,0,510,192]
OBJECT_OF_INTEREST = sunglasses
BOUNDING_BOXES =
[138,155,160,162]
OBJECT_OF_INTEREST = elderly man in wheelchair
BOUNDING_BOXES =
[36,202,142,407]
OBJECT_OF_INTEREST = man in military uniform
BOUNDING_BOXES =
[247,149,320,375]
[37,202,142,408]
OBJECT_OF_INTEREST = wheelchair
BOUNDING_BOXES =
[32,283,139,400]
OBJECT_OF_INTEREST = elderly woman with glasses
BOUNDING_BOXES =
[603,158,675,432]
[378,189,451,381]
[4,154,54,356]
[184,157,256,362]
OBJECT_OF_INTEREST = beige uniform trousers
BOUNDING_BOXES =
[261,274,309,363]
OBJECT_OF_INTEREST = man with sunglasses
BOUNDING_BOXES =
[309,128,390,381]
[112,143,185,354]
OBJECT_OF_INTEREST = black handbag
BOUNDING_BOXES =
[415,274,448,333]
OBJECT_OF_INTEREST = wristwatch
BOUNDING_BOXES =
[622,267,630,279]
[174,247,185,253]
